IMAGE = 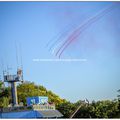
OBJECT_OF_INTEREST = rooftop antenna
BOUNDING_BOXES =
[19,42,24,81]
[15,40,19,70]
[15,40,24,82]
[1,58,5,81]
[2,41,24,107]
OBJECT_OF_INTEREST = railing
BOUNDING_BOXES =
[4,75,19,82]
[0,106,32,113]
[0,104,55,113]
[32,104,55,110]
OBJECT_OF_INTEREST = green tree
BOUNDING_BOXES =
[73,100,92,118]
[0,81,10,107]
[117,89,120,117]
[117,89,120,100]
[73,100,120,118]
[57,101,76,118]
[17,81,65,106]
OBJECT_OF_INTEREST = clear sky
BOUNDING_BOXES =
[0,2,120,102]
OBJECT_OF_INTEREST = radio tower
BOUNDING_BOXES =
[3,68,23,106]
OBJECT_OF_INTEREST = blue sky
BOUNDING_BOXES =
[0,2,120,102]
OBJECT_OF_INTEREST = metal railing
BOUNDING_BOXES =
[32,104,55,110]
[0,106,32,113]
[0,104,55,113]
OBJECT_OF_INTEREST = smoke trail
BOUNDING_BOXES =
[55,25,81,57]
[56,3,116,58]
[46,22,74,48]
[51,28,77,55]
[51,41,63,54]
[48,24,80,54]
[47,21,79,52]
[58,31,82,58]
[46,14,85,52]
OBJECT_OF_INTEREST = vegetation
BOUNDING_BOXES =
[56,101,76,118]
[73,99,120,118]
[0,81,10,107]
[17,81,65,106]
[0,81,120,118]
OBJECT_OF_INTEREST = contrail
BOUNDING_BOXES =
[55,3,116,58]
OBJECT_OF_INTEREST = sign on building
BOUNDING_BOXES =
[26,96,48,106]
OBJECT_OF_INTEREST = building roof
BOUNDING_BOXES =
[37,110,63,118]
[0,109,63,118]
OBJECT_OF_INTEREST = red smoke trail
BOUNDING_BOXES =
[48,21,78,52]
[55,27,80,57]
[58,31,81,58]
[56,4,115,58]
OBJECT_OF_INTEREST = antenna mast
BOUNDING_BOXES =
[1,41,24,107]
[15,40,24,81]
